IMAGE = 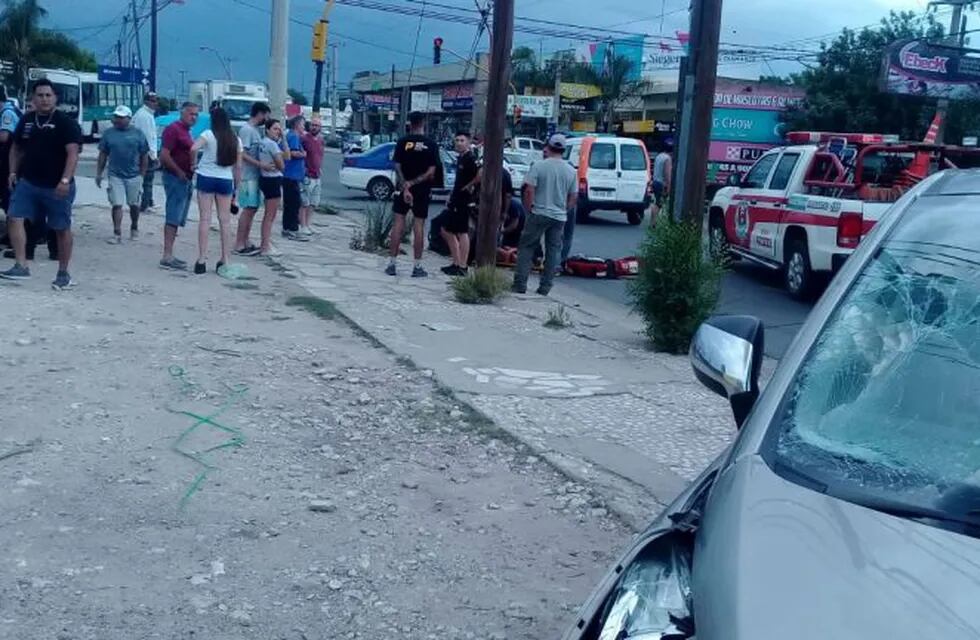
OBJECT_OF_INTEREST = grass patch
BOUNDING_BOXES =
[543,304,573,329]
[286,296,339,320]
[350,202,411,253]
[450,266,510,305]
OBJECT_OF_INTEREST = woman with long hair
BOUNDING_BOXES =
[256,118,288,256]
[190,107,241,274]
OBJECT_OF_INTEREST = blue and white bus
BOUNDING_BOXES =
[28,67,142,139]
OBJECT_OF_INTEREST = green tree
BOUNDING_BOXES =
[783,10,980,141]
[0,0,97,96]
[287,88,309,106]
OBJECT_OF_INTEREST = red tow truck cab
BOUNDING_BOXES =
[709,128,980,299]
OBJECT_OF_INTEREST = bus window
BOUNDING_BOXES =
[98,84,108,106]
[82,82,96,107]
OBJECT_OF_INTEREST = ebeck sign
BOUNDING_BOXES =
[883,38,980,100]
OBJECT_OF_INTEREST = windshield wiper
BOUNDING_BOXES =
[848,494,980,532]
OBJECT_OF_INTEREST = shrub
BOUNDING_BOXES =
[627,218,726,353]
[351,202,412,253]
[543,304,573,329]
[451,266,510,304]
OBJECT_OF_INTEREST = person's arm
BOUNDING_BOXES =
[522,164,537,212]
[234,150,242,189]
[56,142,80,198]
[190,134,208,172]
[7,138,22,189]
[95,148,108,187]
[139,150,148,178]
[663,156,673,194]
[288,133,306,158]
[272,142,286,171]
[463,162,482,193]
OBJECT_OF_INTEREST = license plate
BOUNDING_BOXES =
[590,189,614,199]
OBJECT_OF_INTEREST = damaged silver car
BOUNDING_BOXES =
[564,169,980,640]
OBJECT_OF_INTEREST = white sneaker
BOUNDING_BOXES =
[301,226,314,236]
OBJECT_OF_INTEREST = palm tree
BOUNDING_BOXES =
[0,0,96,97]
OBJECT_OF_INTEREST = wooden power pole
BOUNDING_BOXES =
[149,0,158,91]
[671,0,723,227]
[475,0,515,266]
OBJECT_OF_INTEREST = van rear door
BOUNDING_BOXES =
[618,141,649,205]
[585,140,619,205]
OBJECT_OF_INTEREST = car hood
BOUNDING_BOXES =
[694,456,980,640]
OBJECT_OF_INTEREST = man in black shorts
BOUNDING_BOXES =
[441,131,480,276]
[386,111,439,278]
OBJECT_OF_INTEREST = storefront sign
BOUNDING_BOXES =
[363,93,399,109]
[572,120,597,132]
[708,140,773,164]
[623,120,656,133]
[883,38,980,100]
[442,83,474,111]
[506,94,554,119]
[560,83,602,100]
[714,79,805,111]
[711,108,785,144]
[410,91,428,113]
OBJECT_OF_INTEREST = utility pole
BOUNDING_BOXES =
[269,0,290,119]
[149,0,158,91]
[116,41,123,67]
[178,69,186,101]
[934,0,969,144]
[390,63,396,133]
[475,0,515,266]
[311,0,335,115]
[671,0,723,226]
[331,44,339,132]
[131,0,144,72]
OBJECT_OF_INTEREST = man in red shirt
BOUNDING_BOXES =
[299,118,325,236]
[158,102,199,269]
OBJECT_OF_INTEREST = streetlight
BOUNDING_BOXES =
[199,46,233,80]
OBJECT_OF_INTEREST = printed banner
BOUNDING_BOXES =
[883,38,980,100]
[714,79,805,111]
[442,83,474,111]
[708,140,774,164]
[507,94,554,119]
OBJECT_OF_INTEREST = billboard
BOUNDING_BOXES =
[711,108,786,144]
[507,95,554,119]
[578,35,645,80]
[442,83,473,111]
[883,38,980,100]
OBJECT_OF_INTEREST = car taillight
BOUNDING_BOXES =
[837,211,863,249]
[579,177,588,193]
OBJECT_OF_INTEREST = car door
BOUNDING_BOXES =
[766,151,804,262]
[726,151,779,252]
[585,140,619,206]
[617,141,650,205]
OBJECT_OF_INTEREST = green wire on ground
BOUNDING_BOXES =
[167,366,249,510]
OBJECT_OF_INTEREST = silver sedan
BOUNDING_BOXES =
[565,169,980,640]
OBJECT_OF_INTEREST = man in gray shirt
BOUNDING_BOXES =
[234,101,271,256]
[512,134,577,296]
[96,105,149,242]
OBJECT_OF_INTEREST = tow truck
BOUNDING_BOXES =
[708,125,980,298]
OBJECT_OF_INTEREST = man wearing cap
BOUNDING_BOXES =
[512,133,577,296]
[132,92,159,213]
[96,105,149,243]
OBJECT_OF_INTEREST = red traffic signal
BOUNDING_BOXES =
[433,37,443,64]
[434,37,444,47]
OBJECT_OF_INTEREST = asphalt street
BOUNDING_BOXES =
[78,150,813,359]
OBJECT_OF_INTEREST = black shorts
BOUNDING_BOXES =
[392,184,431,219]
[445,194,474,234]
[259,176,283,200]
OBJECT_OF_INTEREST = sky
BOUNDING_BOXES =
[40,0,936,98]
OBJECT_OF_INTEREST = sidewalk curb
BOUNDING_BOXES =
[266,250,658,531]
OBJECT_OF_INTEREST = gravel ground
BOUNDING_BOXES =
[0,212,629,640]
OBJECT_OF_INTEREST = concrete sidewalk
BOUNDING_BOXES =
[65,177,744,528]
[266,205,751,529]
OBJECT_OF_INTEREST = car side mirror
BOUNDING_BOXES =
[690,315,764,429]
[726,172,742,187]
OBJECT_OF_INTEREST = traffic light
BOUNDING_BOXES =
[433,37,443,64]
[311,20,327,62]
[513,104,522,127]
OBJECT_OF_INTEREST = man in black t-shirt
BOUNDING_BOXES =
[386,111,439,278]
[2,78,82,289]
[440,130,481,276]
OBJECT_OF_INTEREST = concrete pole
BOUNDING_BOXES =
[474,0,515,266]
[269,0,290,119]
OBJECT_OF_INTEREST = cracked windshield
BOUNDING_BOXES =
[775,194,980,514]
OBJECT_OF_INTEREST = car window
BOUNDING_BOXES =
[532,140,544,150]
[620,144,647,171]
[589,143,617,170]
[767,194,980,529]
[519,140,530,149]
[768,153,800,190]
[564,145,580,168]
[742,153,779,189]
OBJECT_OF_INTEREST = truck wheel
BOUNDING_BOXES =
[709,216,732,260]
[367,177,394,201]
[627,208,644,225]
[785,239,813,300]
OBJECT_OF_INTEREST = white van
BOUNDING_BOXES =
[564,136,651,225]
